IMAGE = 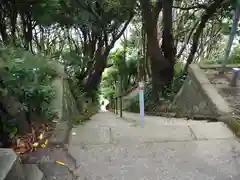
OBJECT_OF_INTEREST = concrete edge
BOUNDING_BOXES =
[49,77,72,146]
[189,65,240,136]
[47,61,67,78]
[199,63,240,69]
[0,149,17,180]
[49,121,72,147]
[23,164,43,180]
[188,64,232,117]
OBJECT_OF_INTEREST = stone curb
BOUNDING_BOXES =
[188,64,232,117]
[48,63,75,147]
[49,121,72,147]
[199,63,240,69]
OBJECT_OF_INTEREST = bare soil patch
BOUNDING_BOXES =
[203,68,240,117]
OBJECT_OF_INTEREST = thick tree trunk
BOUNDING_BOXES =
[10,1,17,43]
[140,0,173,102]
[83,18,131,98]
[162,0,175,86]
[84,53,108,97]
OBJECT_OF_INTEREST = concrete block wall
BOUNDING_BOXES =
[0,149,44,180]
[170,64,232,119]
[49,63,79,145]
[0,62,78,180]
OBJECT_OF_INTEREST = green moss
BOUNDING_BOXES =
[70,103,99,126]
[70,114,89,125]
[228,118,240,136]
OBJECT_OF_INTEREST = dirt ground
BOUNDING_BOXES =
[203,68,240,117]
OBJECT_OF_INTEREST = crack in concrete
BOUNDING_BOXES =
[188,125,197,140]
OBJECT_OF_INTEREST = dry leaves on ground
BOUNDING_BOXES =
[11,122,55,154]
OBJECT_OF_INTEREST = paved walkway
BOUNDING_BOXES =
[68,112,240,180]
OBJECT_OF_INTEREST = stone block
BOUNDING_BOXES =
[0,149,25,180]
[171,64,232,119]
[23,164,43,180]
[49,76,79,145]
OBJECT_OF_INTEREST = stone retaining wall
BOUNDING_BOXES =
[49,63,79,145]
[0,62,79,180]
[170,64,232,119]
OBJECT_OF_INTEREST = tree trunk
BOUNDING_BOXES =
[84,53,108,97]
[0,14,9,44]
[140,0,172,102]
[10,1,17,43]
[162,0,175,87]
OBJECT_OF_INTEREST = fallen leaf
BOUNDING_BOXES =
[33,142,39,147]
[41,144,46,148]
[56,161,65,166]
[44,139,48,145]
[16,139,21,147]
[15,147,27,154]
[39,133,44,140]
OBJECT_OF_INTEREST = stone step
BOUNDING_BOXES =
[70,112,235,146]
[23,164,44,180]
[0,149,25,180]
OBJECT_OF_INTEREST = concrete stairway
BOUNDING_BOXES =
[0,149,44,180]
[68,112,240,179]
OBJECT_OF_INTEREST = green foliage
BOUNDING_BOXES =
[228,118,240,136]
[101,87,115,99]
[0,112,18,140]
[162,74,186,101]
[70,102,99,125]
[162,62,186,100]
[205,45,240,65]
[228,46,240,64]
[126,81,153,113]
[62,49,101,110]
[32,0,61,26]
[126,62,186,112]
[101,48,138,99]
[0,46,57,120]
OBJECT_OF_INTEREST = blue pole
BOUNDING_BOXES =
[139,88,144,128]
[222,6,240,68]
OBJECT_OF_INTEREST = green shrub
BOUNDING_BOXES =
[228,118,240,136]
[162,73,186,101]
[126,81,153,112]
[70,102,99,125]
[0,46,57,121]
[229,46,240,64]
[126,63,186,112]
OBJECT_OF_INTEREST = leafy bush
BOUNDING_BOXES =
[228,46,240,64]
[126,63,186,112]
[126,81,153,113]
[162,62,186,100]
[162,73,186,101]
[0,46,57,121]
[70,102,99,125]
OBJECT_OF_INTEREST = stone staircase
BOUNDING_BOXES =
[0,149,44,180]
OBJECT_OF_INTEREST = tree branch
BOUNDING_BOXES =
[184,0,227,72]
[153,0,163,24]
[173,4,207,10]
[107,14,133,53]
